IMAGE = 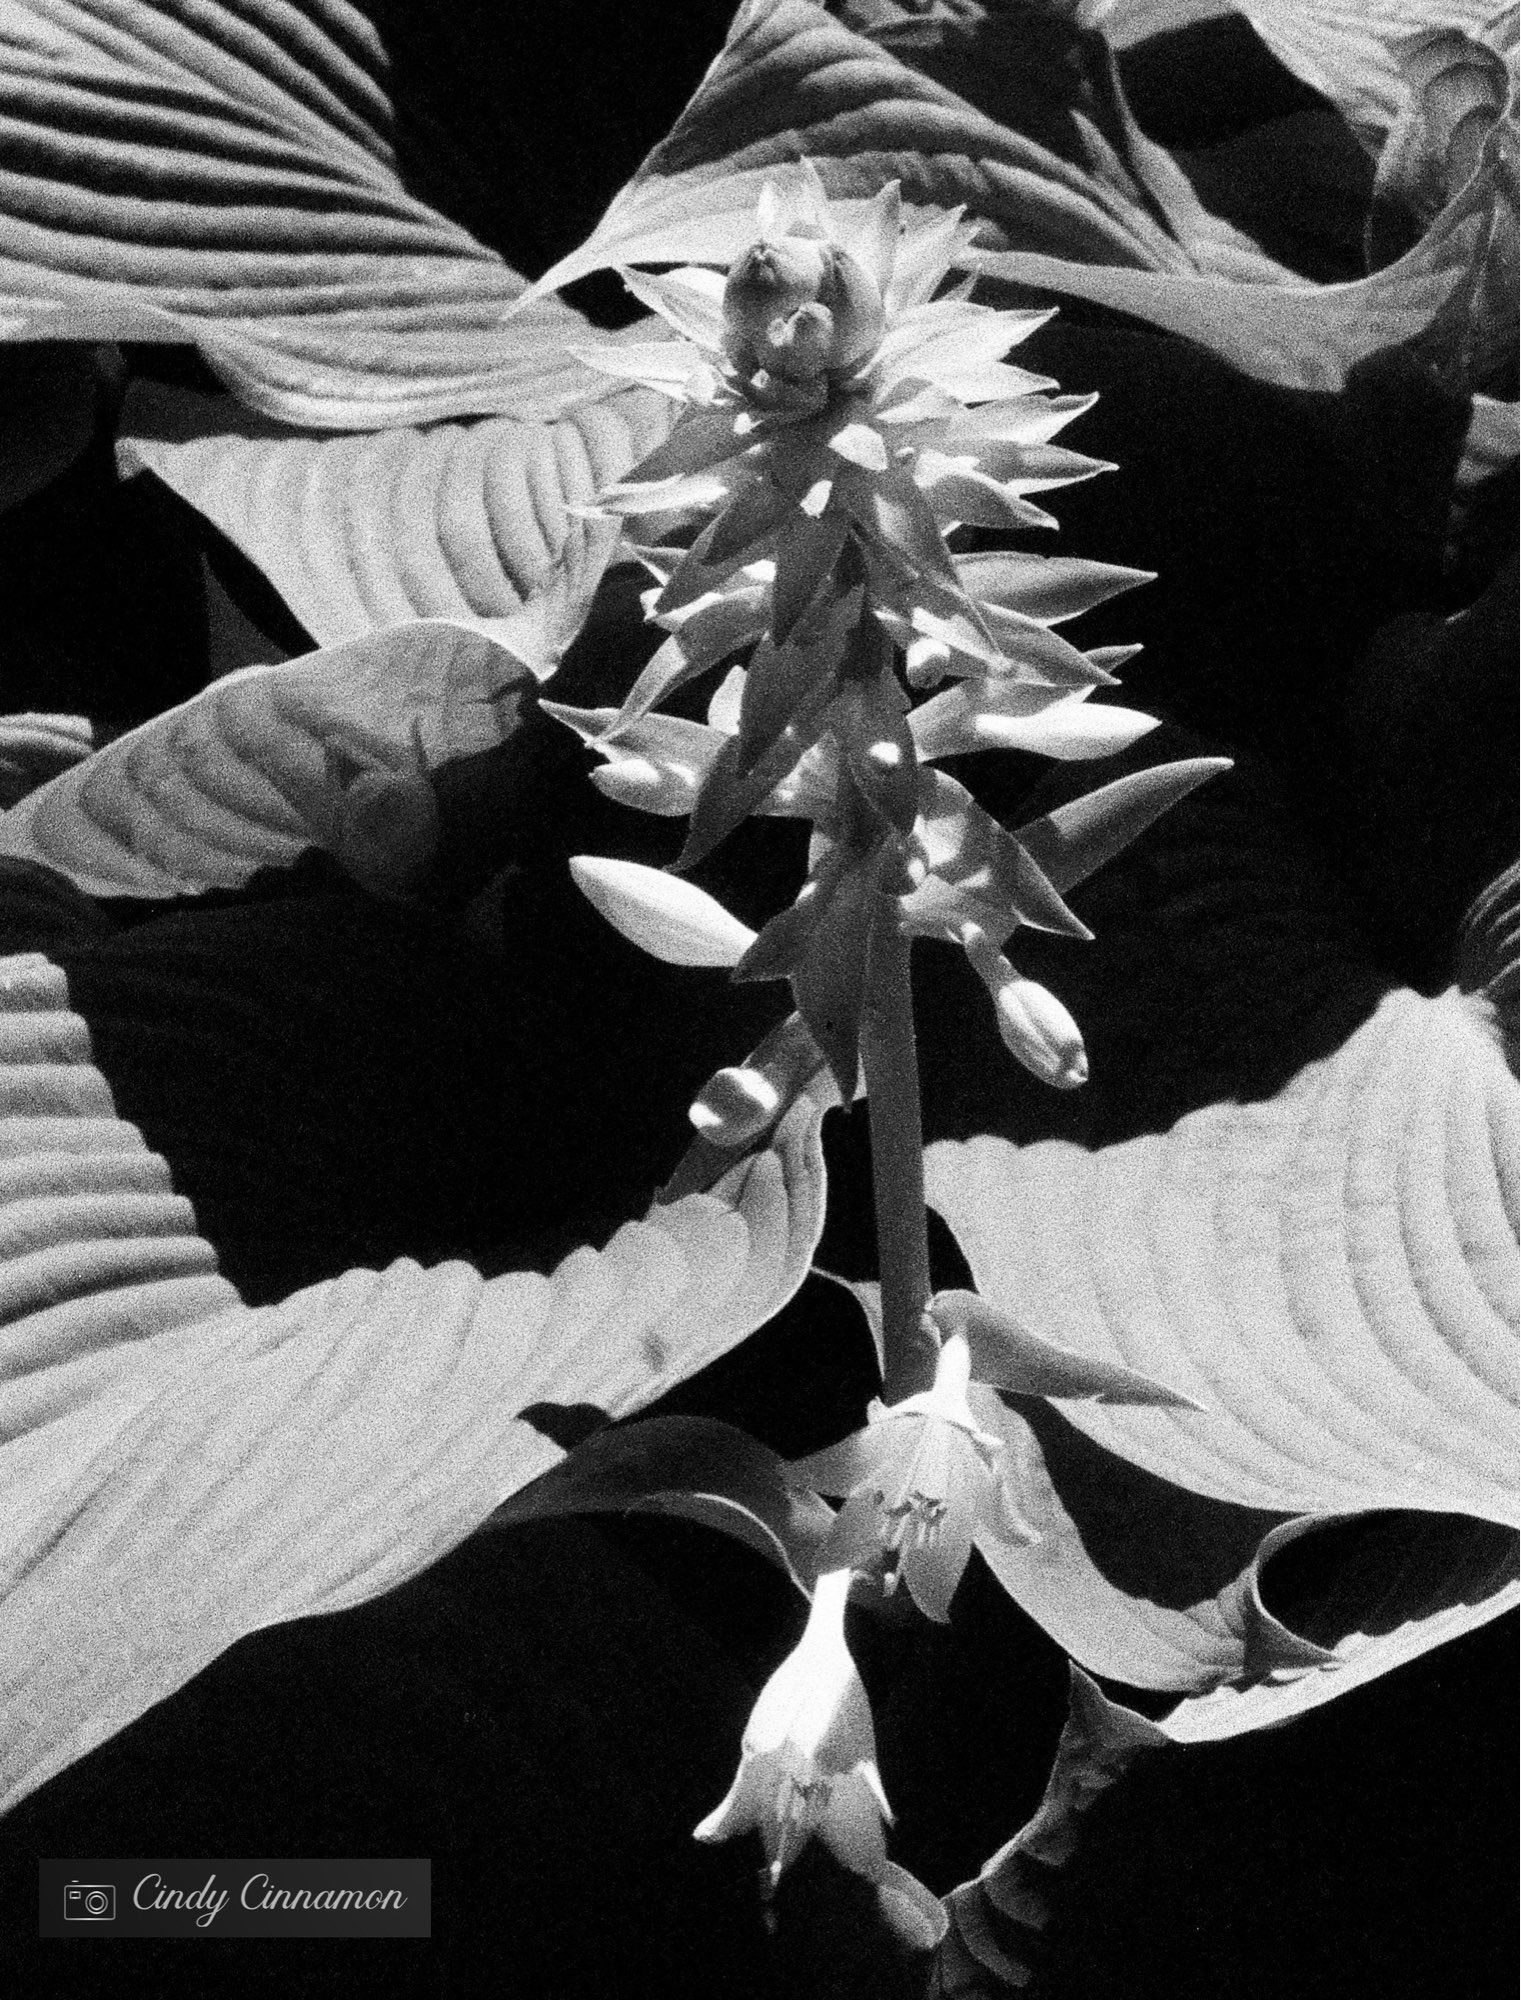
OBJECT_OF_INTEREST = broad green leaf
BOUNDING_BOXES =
[0,713,92,808]
[930,984,1516,1526]
[904,717,1519,1738]
[1457,860,1519,1069]
[118,379,673,646]
[1103,0,1516,154]
[525,0,1496,392]
[0,0,624,428]
[1370,23,1515,226]
[0,623,539,899]
[493,1413,838,1591]
[526,0,1192,303]
[0,948,827,1813]
[0,2,687,647]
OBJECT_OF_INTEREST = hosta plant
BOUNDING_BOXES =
[0,3,1511,1997]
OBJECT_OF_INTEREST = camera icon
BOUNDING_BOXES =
[63,1882,116,1921]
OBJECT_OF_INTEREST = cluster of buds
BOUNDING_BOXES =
[559,160,1222,1129]
[722,227,885,383]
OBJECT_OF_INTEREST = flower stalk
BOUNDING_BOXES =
[555,157,1228,1613]
[542,159,1231,1931]
[860,898,937,1402]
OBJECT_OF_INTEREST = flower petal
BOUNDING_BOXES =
[876,1861,949,1953]
[819,1768,892,1881]
[616,265,729,351]
[955,550,1155,626]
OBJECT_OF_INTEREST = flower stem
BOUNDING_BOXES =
[861,899,938,1403]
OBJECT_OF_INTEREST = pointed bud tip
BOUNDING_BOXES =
[569,854,757,967]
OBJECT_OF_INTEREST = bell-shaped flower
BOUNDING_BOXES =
[794,1298,1200,1623]
[794,1334,1032,1623]
[694,1566,891,1892]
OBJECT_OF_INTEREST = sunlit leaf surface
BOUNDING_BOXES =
[0,0,619,427]
[0,947,826,1813]
[920,738,1518,1738]
[118,380,672,643]
[0,623,541,897]
[527,0,1496,392]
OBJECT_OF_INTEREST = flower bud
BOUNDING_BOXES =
[723,237,831,349]
[991,972,1088,1089]
[689,1064,783,1145]
[569,855,757,967]
[722,235,885,380]
[762,301,838,380]
[962,926,1088,1089]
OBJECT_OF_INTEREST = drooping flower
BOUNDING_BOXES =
[793,1294,1201,1623]
[795,1334,1032,1624]
[694,1565,891,1890]
[694,1563,948,1946]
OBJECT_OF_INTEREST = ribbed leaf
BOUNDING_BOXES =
[0,0,628,428]
[118,379,673,645]
[924,978,1517,1726]
[0,712,93,807]
[527,0,1191,302]
[0,623,535,898]
[1106,0,1516,153]
[931,980,1516,1527]
[934,1667,1167,2000]
[0,947,827,1814]
[889,713,1521,1741]
[525,0,1494,391]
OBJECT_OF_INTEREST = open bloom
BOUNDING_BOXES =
[793,1294,1200,1621]
[795,1334,1033,1623]
[694,1566,891,1891]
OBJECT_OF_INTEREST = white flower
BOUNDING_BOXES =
[694,1566,890,1893]
[795,1335,1030,1623]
